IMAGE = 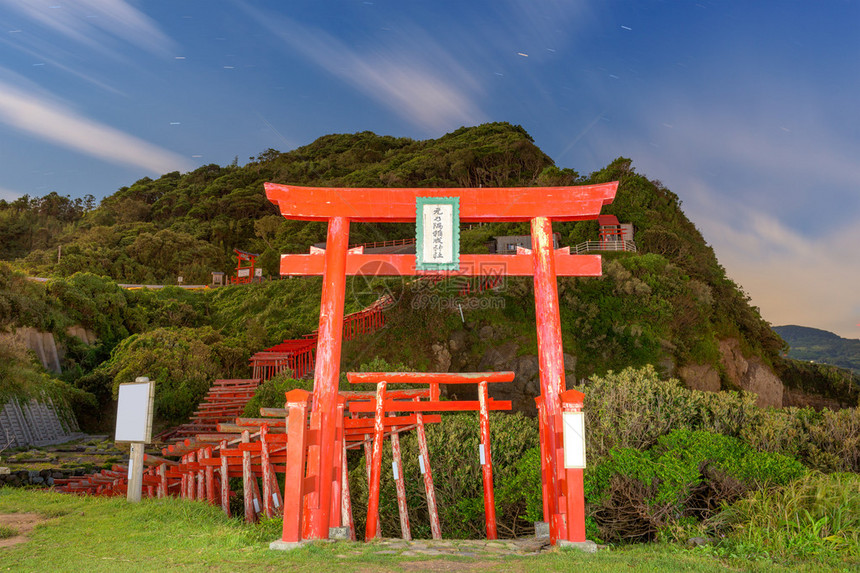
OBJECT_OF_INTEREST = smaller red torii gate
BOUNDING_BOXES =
[231,248,260,284]
[266,182,618,546]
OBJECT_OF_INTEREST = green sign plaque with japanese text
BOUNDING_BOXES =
[415,197,460,271]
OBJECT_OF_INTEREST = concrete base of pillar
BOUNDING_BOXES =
[534,521,550,538]
[556,539,598,553]
[329,526,351,540]
[269,540,309,551]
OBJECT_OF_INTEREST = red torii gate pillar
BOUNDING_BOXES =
[266,183,618,544]
[304,216,349,538]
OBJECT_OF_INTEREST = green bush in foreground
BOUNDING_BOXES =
[584,429,806,543]
[709,471,860,562]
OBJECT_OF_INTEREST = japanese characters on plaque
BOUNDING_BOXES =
[416,197,460,271]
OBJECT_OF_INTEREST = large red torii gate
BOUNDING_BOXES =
[265,182,618,545]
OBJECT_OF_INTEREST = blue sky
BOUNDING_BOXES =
[1,1,858,338]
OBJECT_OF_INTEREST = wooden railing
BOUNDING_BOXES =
[573,240,637,254]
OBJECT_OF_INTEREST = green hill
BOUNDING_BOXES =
[774,325,860,374]
[2,122,855,431]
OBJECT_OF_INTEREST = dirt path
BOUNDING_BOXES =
[0,513,50,548]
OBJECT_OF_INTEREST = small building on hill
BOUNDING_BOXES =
[489,234,560,254]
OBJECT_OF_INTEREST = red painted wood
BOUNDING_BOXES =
[260,424,274,519]
[534,397,550,524]
[158,463,167,499]
[360,421,380,537]
[390,427,411,540]
[560,389,586,542]
[196,449,206,501]
[365,381,386,541]
[279,252,601,277]
[415,401,441,540]
[187,453,196,500]
[329,399,346,528]
[478,381,498,539]
[349,399,512,414]
[241,430,258,523]
[265,183,618,222]
[340,438,356,540]
[344,413,441,429]
[531,216,567,544]
[281,389,311,543]
[305,216,350,540]
[347,372,514,385]
[203,447,216,505]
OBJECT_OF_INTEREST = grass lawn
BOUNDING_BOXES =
[0,488,853,572]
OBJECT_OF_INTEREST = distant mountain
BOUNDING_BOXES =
[774,325,860,374]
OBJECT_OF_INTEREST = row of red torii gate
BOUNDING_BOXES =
[262,181,619,548]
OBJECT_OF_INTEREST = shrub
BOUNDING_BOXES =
[806,408,860,472]
[242,372,313,416]
[579,365,699,458]
[744,406,860,473]
[584,429,806,543]
[93,326,248,424]
[709,472,860,562]
[347,411,539,539]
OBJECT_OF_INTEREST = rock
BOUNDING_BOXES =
[448,330,467,353]
[430,342,452,372]
[478,342,518,371]
[719,338,783,407]
[678,364,721,392]
[45,477,54,486]
[719,339,750,384]
[479,325,495,340]
[687,537,713,547]
[742,359,784,408]
[783,388,848,410]
[31,476,44,485]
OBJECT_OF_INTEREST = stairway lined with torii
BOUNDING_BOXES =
[157,379,262,442]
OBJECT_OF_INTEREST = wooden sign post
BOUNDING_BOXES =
[115,377,155,503]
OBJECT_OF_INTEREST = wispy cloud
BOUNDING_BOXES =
[0,79,193,174]
[0,0,174,57]
[241,6,486,132]
[666,175,860,339]
[580,78,860,339]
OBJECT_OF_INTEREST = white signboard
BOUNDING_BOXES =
[422,203,454,264]
[416,197,459,271]
[562,411,587,469]
[237,268,250,278]
[115,380,155,443]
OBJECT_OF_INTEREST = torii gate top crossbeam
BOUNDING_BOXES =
[264,183,618,222]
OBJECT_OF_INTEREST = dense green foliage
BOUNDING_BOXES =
[775,357,860,406]
[347,411,541,539]
[85,326,247,424]
[585,429,805,542]
[2,124,795,391]
[774,325,860,375]
[710,471,860,562]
